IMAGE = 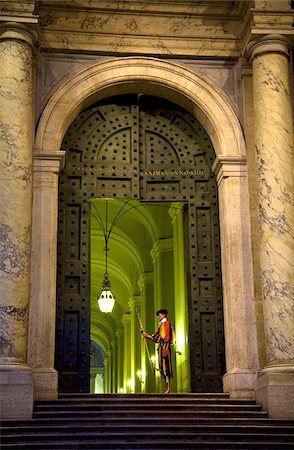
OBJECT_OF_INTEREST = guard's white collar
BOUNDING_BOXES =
[160,317,167,324]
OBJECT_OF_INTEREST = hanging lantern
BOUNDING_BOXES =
[91,198,133,313]
[98,272,115,313]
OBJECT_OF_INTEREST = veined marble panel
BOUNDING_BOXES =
[252,42,294,366]
[0,36,34,363]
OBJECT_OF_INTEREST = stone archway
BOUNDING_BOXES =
[29,57,259,400]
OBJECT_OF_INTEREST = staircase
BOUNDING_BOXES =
[1,393,294,449]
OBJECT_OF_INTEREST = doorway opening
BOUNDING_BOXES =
[56,94,224,394]
[89,198,187,394]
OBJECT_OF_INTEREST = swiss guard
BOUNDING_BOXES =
[140,309,175,394]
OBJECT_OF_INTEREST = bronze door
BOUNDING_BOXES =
[56,95,224,392]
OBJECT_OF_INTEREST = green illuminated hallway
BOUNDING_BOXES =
[89,199,190,394]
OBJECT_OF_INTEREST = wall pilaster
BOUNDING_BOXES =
[0,22,37,419]
[150,238,174,318]
[212,156,259,399]
[138,273,155,393]
[129,296,143,393]
[169,203,190,393]
[28,151,65,400]
[122,313,132,392]
[115,328,124,393]
[111,339,117,394]
[248,34,294,418]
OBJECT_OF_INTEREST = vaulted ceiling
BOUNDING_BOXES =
[90,199,174,351]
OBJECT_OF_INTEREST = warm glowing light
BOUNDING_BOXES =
[175,327,185,354]
[137,370,144,384]
[98,289,115,313]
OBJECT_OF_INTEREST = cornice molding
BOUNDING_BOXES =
[37,1,251,57]
[240,3,294,57]
[0,1,38,21]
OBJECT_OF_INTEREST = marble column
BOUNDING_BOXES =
[0,23,37,419]
[27,151,65,400]
[248,35,294,419]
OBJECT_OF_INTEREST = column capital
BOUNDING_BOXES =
[34,150,66,172]
[115,327,123,339]
[211,155,248,186]
[128,296,141,311]
[168,202,184,224]
[138,272,154,291]
[121,313,131,326]
[247,34,292,61]
[150,238,173,262]
[0,22,38,46]
[111,339,117,351]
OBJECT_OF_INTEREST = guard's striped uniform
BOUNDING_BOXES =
[145,320,174,379]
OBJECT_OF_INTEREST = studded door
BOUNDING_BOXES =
[57,95,224,392]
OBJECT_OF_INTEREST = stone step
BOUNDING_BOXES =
[1,438,294,449]
[33,409,268,419]
[33,403,263,412]
[2,417,293,427]
[37,397,256,406]
[58,393,231,399]
[1,394,293,450]
[2,423,294,435]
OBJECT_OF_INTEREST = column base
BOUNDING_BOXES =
[32,368,58,400]
[255,365,294,419]
[223,369,257,399]
[0,362,33,419]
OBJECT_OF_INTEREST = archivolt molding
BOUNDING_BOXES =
[35,57,246,160]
